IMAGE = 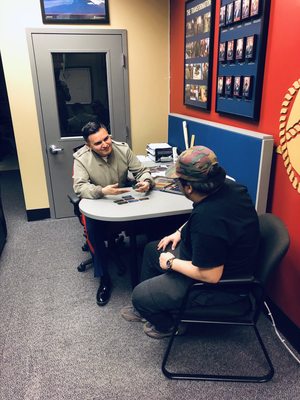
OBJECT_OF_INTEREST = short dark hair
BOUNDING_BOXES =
[178,164,226,195]
[81,121,108,141]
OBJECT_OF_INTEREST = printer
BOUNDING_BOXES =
[146,143,173,162]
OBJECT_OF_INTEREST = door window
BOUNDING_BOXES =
[52,52,110,138]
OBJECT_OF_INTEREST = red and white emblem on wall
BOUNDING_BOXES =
[277,79,300,194]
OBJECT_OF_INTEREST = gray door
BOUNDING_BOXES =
[28,29,130,218]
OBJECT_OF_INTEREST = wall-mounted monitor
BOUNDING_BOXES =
[40,0,109,24]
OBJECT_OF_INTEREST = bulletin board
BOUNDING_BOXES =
[168,113,274,214]
[215,0,271,120]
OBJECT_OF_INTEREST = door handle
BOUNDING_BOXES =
[49,144,64,155]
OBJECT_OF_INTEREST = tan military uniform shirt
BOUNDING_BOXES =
[73,140,154,199]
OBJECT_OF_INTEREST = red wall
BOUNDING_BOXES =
[170,0,300,328]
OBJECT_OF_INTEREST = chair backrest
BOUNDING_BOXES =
[73,144,85,153]
[255,213,290,285]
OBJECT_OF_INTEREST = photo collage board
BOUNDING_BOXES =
[184,0,216,110]
[216,0,271,120]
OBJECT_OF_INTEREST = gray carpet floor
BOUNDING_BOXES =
[0,170,299,400]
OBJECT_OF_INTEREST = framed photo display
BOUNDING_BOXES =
[226,39,235,61]
[242,0,251,19]
[219,42,226,62]
[226,2,234,24]
[184,0,215,110]
[225,76,233,96]
[245,35,256,59]
[235,37,245,60]
[216,0,271,120]
[233,76,242,96]
[217,76,224,95]
[233,0,242,23]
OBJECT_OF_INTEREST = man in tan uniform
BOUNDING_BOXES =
[73,122,154,306]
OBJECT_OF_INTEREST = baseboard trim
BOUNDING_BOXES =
[265,298,300,354]
[26,208,50,221]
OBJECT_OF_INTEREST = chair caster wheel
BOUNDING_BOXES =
[77,263,87,272]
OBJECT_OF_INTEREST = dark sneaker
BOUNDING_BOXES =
[121,305,146,322]
[143,321,187,339]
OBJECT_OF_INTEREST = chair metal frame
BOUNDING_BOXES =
[162,213,290,383]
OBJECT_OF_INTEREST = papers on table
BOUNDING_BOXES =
[137,155,171,177]
[149,164,169,177]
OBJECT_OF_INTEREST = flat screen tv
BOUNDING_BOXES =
[40,0,109,24]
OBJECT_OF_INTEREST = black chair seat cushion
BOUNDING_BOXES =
[182,291,253,320]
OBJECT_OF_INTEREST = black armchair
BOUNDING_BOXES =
[162,213,290,383]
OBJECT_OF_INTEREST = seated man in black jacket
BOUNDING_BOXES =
[121,146,259,339]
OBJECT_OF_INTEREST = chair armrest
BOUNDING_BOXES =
[188,276,263,295]
[67,192,82,221]
[67,192,80,206]
[192,276,255,287]
[183,276,264,316]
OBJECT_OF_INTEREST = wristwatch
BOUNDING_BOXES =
[166,256,176,270]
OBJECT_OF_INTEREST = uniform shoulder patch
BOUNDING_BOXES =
[112,140,127,146]
[74,145,89,158]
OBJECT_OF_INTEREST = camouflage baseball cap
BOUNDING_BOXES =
[166,146,219,182]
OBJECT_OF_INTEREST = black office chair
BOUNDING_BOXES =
[162,213,290,383]
[68,192,93,272]
[68,192,127,275]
